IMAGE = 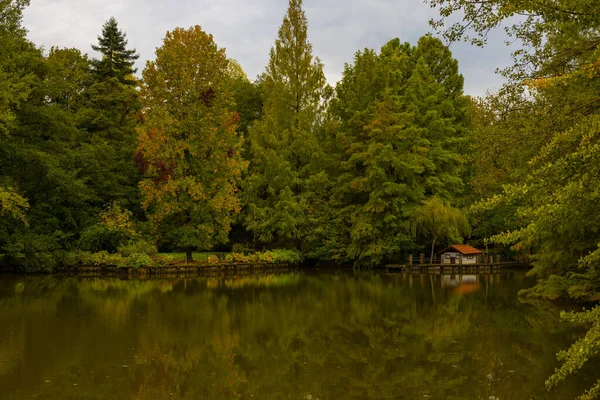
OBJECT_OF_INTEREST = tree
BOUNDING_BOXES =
[404,36,470,200]
[137,26,247,261]
[413,197,470,263]
[426,0,600,396]
[81,19,142,212]
[0,185,28,223]
[91,17,139,85]
[243,0,328,248]
[326,37,469,266]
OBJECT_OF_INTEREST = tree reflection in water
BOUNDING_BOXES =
[0,270,596,399]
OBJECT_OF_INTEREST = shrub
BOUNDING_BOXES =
[207,255,220,265]
[222,249,303,265]
[118,239,158,257]
[225,252,250,263]
[125,253,151,269]
[231,243,256,254]
[3,233,61,272]
[152,255,175,267]
[264,249,304,264]
[78,251,125,267]
[78,224,126,253]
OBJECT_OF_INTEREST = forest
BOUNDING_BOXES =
[2,0,600,396]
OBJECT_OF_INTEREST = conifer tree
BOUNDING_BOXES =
[405,36,470,200]
[243,0,328,247]
[91,17,139,84]
[328,37,469,266]
[79,18,142,212]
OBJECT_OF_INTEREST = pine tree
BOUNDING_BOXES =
[91,17,139,84]
[79,18,142,212]
[137,26,247,261]
[243,0,328,247]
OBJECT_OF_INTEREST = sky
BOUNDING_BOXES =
[22,0,516,97]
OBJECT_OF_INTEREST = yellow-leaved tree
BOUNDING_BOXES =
[136,26,247,261]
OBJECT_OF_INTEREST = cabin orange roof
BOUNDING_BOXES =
[440,245,482,255]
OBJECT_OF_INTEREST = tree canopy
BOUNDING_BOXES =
[137,26,247,260]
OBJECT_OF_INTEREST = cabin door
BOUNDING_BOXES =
[450,257,456,265]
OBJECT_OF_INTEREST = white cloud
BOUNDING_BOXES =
[22,0,514,96]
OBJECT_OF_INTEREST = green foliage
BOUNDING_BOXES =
[0,185,28,223]
[427,0,600,396]
[546,306,600,400]
[78,251,125,267]
[91,17,139,84]
[151,254,175,267]
[264,249,304,264]
[326,36,470,266]
[243,0,329,247]
[3,233,60,272]
[223,249,303,264]
[137,26,247,255]
[78,224,126,253]
[118,239,158,258]
[414,197,470,262]
[124,252,151,269]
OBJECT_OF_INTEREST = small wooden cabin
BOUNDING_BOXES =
[440,245,482,265]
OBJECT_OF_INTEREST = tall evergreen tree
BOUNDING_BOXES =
[80,18,142,212]
[327,37,469,266]
[243,0,328,248]
[91,17,139,84]
[405,36,470,200]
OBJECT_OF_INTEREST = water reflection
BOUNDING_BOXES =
[0,270,595,399]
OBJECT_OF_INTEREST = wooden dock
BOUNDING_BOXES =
[385,262,528,274]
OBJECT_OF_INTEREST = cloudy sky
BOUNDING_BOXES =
[23,0,515,97]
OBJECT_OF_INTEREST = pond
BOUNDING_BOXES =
[0,269,595,399]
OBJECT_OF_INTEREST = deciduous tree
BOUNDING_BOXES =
[137,26,247,261]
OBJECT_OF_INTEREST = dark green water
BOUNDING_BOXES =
[0,270,595,399]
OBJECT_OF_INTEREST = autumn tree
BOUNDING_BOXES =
[242,0,328,248]
[137,26,247,261]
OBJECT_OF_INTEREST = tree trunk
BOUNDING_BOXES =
[430,236,438,264]
[185,248,194,263]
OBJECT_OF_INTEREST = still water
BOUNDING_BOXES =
[0,269,595,399]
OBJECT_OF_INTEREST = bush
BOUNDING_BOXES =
[78,251,125,267]
[264,249,304,264]
[207,255,220,265]
[3,233,61,272]
[125,253,151,269]
[231,243,256,254]
[152,255,174,267]
[223,249,303,265]
[225,252,250,263]
[118,239,158,257]
[78,224,126,253]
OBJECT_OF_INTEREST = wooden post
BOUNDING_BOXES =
[419,253,425,265]
[408,254,413,265]
[459,254,463,266]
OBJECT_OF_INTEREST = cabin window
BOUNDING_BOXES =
[445,254,450,259]
[467,255,474,260]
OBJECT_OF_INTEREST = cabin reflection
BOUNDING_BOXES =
[441,274,482,294]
